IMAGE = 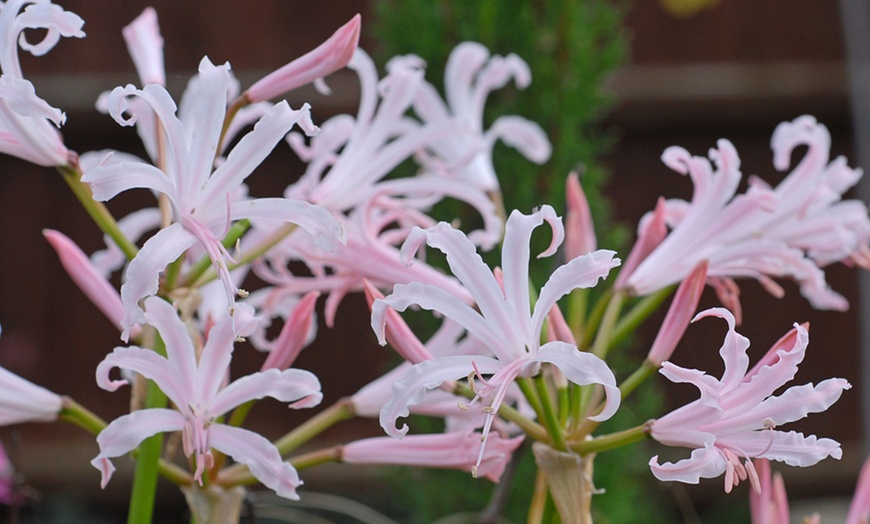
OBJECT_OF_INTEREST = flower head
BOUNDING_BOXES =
[372,206,621,470]
[649,308,849,493]
[625,116,869,314]
[91,297,322,500]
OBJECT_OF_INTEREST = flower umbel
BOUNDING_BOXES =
[649,307,849,493]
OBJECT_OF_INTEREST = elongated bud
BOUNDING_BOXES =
[616,197,668,291]
[43,229,132,336]
[244,14,361,103]
[364,280,433,363]
[122,7,165,86]
[261,291,319,371]
[647,260,707,366]
[564,171,596,259]
[846,455,870,524]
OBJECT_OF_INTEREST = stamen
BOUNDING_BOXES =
[471,465,478,478]
[457,402,468,411]
[237,288,249,298]
[483,406,496,413]
[745,459,762,495]
[235,336,246,343]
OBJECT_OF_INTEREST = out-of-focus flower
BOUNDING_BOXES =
[564,171,596,259]
[649,308,849,493]
[372,206,620,470]
[82,58,344,339]
[625,117,870,315]
[341,430,524,482]
[0,0,84,166]
[91,297,322,500]
[392,41,551,195]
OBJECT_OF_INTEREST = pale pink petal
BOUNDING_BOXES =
[210,424,302,500]
[91,408,183,488]
[534,342,620,422]
[531,249,619,340]
[141,297,198,390]
[122,7,164,86]
[96,347,190,409]
[119,223,197,339]
[650,440,727,484]
[212,368,322,417]
[379,355,505,438]
[363,281,432,364]
[0,365,62,425]
[82,156,175,202]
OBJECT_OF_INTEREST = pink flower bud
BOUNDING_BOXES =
[564,171,596,259]
[616,197,668,291]
[364,280,433,364]
[260,291,319,371]
[647,260,707,366]
[245,14,361,103]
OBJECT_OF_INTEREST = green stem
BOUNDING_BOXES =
[218,400,354,486]
[533,376,567,451]
[218,446,341,488]
[579,287,612,349]
[191,222,296,289]
[58,165,138,260]
[619,359,660,399]
[517,377,545,425]
[275,398,355,456]
[569,421,652,455]
[58,397,107,435]
[566,287,588,343]
[127,336,169,524]
[591,290,625,359]
[609,286,674,350]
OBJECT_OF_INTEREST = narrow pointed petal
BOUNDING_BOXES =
[650,441,727,484]
[212,368,322,417]
[847,456,870,524]
[119,223,196,339]
[211,424,302,500]
[91,409,183,488]
[379,355,504,438]
[245,14,360,102]
[535,342,620,421]
[363,281,432,364]
[531,249,619,339]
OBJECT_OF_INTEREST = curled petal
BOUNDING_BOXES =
[534,342,620,422]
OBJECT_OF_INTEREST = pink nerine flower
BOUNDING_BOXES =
[82,58,344,339]
[625,116,869,313]
[91,297,322,500]
[649,308,849,493]
[0,0,84,166]
[372,205,621,469]
[342,430,524,482]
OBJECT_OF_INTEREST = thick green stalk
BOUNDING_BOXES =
[608,286,674,350]
[275,398,355,456]
[579,287,612,350]
[58,397,107,435]
[569,421,651,455]
[619,359,660,399]
[533,376,567,451]
[58,165,138,260]
[517,377,545,426]
[127,337,169,524]
[590,290,625,359]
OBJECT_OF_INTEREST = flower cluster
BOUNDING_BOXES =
[0,2,863,522]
